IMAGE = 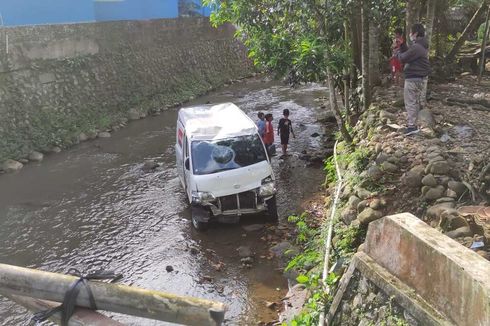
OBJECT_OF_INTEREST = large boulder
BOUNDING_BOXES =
[418,109,436,128]
[2,159,23,173]
[403,165,425,187]
[28,151,44,162]
[358,207,384,225]
[423,185,446,201]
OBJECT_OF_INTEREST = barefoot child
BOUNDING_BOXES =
[277,109,295,155]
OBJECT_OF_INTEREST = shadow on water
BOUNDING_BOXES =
[0,77,332,325]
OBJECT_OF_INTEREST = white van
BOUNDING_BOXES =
[176,103,277,230]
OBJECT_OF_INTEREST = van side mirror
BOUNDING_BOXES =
[185,158,190,170]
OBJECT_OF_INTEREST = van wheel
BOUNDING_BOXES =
[191,206,209,231]
[266,196,278,221]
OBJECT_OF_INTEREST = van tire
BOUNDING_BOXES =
[266,196,278,221]
[191,206,209,231]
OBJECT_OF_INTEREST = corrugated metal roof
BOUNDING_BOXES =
[178,103,257,140]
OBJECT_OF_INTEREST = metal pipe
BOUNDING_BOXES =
[318,140,343,326]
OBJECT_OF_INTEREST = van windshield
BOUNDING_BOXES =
[191,135,267,175]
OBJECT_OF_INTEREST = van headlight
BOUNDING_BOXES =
[259,176,276,197]
[192,191,216,204]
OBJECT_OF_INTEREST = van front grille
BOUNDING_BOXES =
[219,191,257,211]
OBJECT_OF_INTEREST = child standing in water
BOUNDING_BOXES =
[277,109,295,156]
[263,113,275,155]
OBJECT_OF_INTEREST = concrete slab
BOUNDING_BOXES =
[363,213,490,326]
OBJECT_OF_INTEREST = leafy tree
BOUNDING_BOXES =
[204,0,355,143]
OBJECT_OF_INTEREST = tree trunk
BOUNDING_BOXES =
[406,0,420,44]
[368,21,380,87]
[361,0,370,111]
[426,0,437,50]
[344,20,351,113]
[350,3,362,72]
[446,1,489,63]
[478,5,490,83]
[325,67,354,144]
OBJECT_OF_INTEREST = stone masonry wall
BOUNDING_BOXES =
[0,18,253,162]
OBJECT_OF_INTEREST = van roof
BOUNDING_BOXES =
[178,103,258,140]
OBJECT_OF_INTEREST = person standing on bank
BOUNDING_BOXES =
[395,23,431,136]
[277,109,295,156]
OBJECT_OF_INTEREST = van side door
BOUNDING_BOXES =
[175,122,185,187]
[183,135,192,201]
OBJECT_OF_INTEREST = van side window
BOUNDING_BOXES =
[185,136,189,157]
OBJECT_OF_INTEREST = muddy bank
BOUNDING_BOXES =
[0,77,335,325]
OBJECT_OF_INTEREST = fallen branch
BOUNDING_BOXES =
[443,97,490,111]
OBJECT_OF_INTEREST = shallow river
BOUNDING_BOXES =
[0,77,331,325]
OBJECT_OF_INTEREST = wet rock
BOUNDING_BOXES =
[49,146,62,153]
[448,181,466,197]
[86,130,98,139]
[358,208,383,225]
[310,132,320,137]
[242,224,264,232]
[28,151,44,162]
[237,246,253,258]
[128,108,141,120]
[429,161,450,175]
[280,284,308,323]
[423,185,446,201]
[78,132,88,142]
[421,174,437,187]
[2,159,23,173]
[404,165,425,187]
[98,131,111,138]
[270,242,297,258]
[266,301,277,309]
[142,160,159,172]
[19,158,29,164]
[445,226,472,239]
[381,161,398,173]
[418,109,436,128]
[366,165,383,180]
[165,265,174,272]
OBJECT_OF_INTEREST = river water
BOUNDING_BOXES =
[0,77,331,325]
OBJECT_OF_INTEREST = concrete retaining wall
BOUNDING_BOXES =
[329,213,490,325]
[364,213,490,326]
[0,18,252,163]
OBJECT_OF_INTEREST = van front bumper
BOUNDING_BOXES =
[204,189,272,217]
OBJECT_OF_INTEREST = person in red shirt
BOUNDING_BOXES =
[390,28,407,85]
[263,113,275,155]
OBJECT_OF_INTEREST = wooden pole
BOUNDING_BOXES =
[3,293,123,326]
[478,5,490,83]
[0,263,226,326]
